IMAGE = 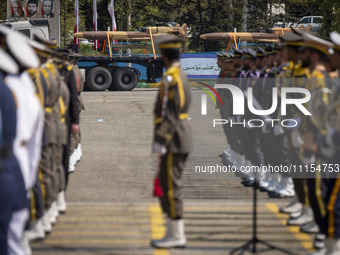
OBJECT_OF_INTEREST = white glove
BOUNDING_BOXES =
[273,124,284,136]
[152,142,167,155]
[291,128,304,148]
[261,124,270,134]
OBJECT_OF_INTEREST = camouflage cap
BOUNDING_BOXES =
[330,31,340,51]
[154,34,185,49]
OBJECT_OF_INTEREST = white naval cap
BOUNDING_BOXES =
[0,25,40,69]
[0,47,18,74]
[330,31,340,51]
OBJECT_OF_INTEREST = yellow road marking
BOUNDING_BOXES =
[266,203,313,251]
[148,204,169,255]
[184,206,269,211]
[65,205,147,210]
[56,217,150,222]
[44,239,148,244]
[54,224,151,228]
[62,211,149,216]
[51,231,149,236]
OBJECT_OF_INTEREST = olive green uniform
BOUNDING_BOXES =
[69,64,83,155]
[153,62,190,219]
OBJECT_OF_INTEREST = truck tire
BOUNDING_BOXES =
[86,67,112,91]
[113,68,138,91]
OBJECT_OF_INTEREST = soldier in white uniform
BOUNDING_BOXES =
[0,25,44,255]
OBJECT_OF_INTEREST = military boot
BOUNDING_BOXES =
[26,219,45,241]
[273,177,295,198]
[56,191,67,213]
[314,233,326,249]
[287,205,313,226]
[300,220,320,234]
[267,173,281,195]
[48,201,59,224]
[151,218,186,248]
[325,238,340,255]
[41,213,52,233]
[259,172,272,191]
[23,231,32,255]
[279,197,303,214]
[234,154,248,178]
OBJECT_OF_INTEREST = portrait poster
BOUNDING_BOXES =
[40,0,55,18]
[9,0,27,19]
[26,0,40,18]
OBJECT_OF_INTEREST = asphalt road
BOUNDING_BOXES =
[32,88,313,255]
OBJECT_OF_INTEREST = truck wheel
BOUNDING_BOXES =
[86,67,112,91]
[113,68,138,91]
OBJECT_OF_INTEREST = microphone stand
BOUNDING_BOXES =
[230,171,297,255]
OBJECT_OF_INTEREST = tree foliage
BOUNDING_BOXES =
[0,1,6,21]
[2,0,340,52]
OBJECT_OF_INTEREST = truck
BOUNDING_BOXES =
[2,19,163,91]
[78,55,163,91]
[2,19,51,40]
[296,16,323,33]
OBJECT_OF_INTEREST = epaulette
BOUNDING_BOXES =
[287,61,294,70]
[293,64,310,77]
[311,69,325,79]
[40,68,49,78]
[39,67,51,89]
[46,62,55,75]
[27,68,45,107]
[163,64,180,86]
[26,68,38,77]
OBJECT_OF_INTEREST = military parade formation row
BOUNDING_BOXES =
[214,28,340,255]
[0,24,84,255]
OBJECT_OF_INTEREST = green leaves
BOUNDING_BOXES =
[57,0,340,51]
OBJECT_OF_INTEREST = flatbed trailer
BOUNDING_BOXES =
[78,56,163,91]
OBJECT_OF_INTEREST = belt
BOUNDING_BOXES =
[154,113,188,124]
